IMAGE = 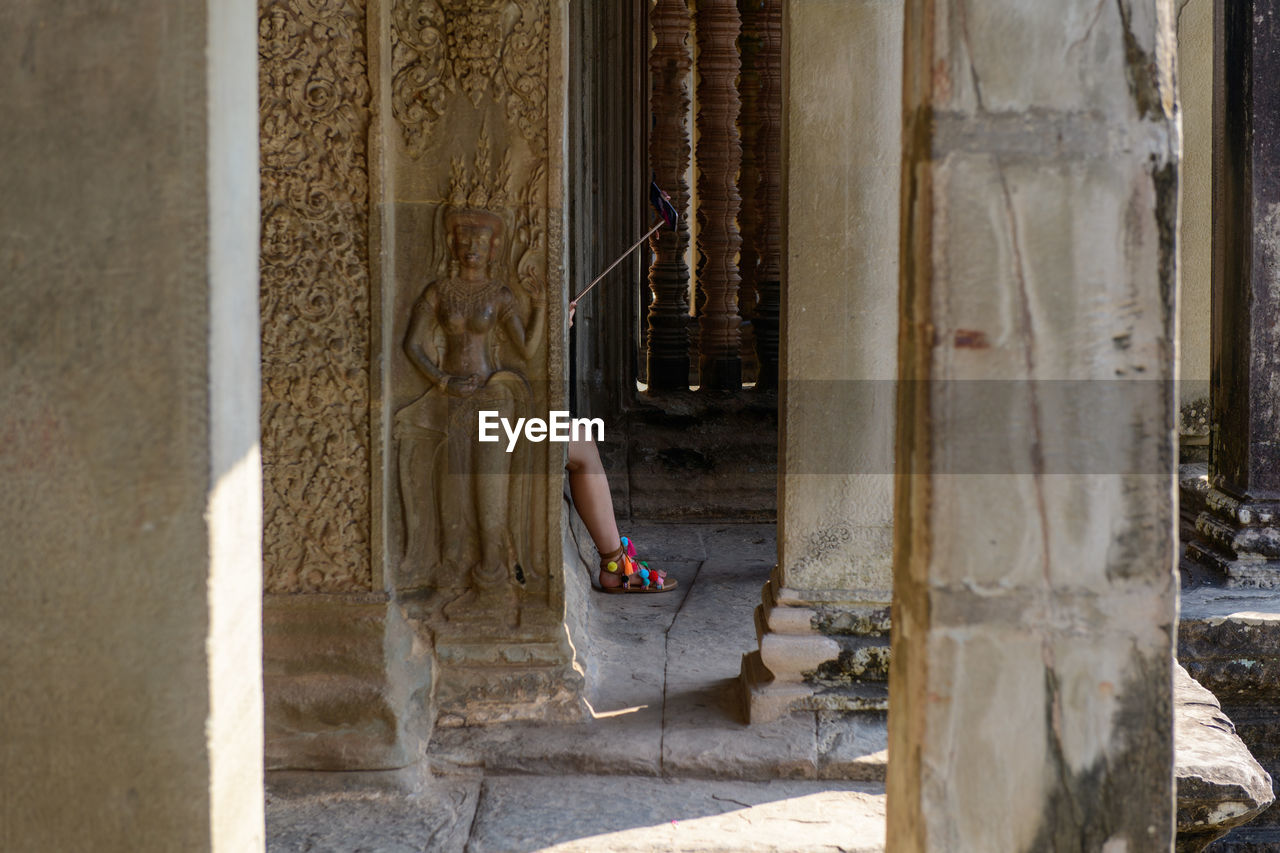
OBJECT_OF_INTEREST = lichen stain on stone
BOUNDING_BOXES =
[1116,0,1168,120]
[812,606,892,637]
[808,645,892,684]
[1025,648,1172,851]
[1152,157,1179,328]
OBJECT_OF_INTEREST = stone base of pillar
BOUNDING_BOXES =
[1186,485,1280,588]
[429,637,585,727]
[738,569,889,723]
[264,595,434,774]
[700,355,743,390]
[413,511,590,728]
[646,354,692,392]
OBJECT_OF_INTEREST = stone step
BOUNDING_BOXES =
[266,774,887,853]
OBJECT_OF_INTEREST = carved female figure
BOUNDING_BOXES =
[396,207,544,616]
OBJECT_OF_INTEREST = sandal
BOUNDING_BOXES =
[599,536,677,594]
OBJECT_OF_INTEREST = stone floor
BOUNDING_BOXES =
[266,523,889,852]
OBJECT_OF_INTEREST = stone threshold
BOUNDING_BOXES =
[266,774,887,853]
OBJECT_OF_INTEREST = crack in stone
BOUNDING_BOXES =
[1068,0,1110,57]
[461,780,485,853]
[996,168,1080,836]
[659,558,704,777]
[955,0,986,111]
[995,169,1051,587]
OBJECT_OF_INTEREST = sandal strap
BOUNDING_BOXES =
[599,543,624,573]
[599,537,666,589]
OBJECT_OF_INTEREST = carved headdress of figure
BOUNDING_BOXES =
[444,129,512,278]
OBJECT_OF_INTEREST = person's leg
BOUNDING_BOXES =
[566,436,623,586]
[567,436,671,590]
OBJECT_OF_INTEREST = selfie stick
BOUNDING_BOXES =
[572,221,663,304]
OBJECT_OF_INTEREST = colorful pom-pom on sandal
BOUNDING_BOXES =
[599,536,677,594]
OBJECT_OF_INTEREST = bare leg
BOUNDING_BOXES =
[566,436,622,556]
[566,437,668,590]
[567,436,630,589]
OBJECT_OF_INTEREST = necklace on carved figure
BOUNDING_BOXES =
[439,278,504,317]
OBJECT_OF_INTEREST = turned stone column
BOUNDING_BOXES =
[1185,0,1280,587]
[695,0,744,390]
[1,0,264,848]
[888,0,1179,849]
[646,0,694,391]
[735,0,782,379]
[739,0,902,723]
[751,0,782,389]
[737,0,763,332]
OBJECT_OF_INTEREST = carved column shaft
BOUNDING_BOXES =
[695,0,743,390]
[1186,0,1280,586]
[736,0,763,328]
[646,0,693,391]
[751,0,781,389]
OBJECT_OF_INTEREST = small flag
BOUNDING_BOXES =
[649,179,679,231]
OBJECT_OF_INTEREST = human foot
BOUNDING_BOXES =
[598,536,675,593]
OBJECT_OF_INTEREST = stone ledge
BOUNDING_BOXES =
[1175,662,1274,852]
[1179,588,1280,848]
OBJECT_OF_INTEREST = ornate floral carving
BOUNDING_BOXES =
[391,0,549,157]
[259,0,373,594]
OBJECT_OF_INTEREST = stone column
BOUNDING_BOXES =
[646,0,694,392]
[1184,0,1280,587]
[751,0,783,390]
[739,0,902,723]
[1177,0,1213,461]
[695,0,744,390]
[1,0,264,849]
[888,0,1180,850]
[737,0,764,335]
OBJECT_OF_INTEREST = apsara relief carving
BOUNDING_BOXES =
[391,0,549,157]
[395,132,547,621]
[259,0,373,593]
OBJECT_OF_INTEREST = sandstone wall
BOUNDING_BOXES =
[0,0,264,849]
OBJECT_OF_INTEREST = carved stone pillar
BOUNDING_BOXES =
[646,0,694,391]
[736,0,763,331]
[1185,0,1280,588]
[261,0,581,780]
[695,0,743,390]
[751,0,782,389]
[739,0,900,724]
[388,0,583,726]
[260,0,434,783]
[888,0,1179,847]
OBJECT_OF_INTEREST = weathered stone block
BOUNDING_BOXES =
[263,596,432,772]
[1174,662,1274,852]
[1180,589,1280,847]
